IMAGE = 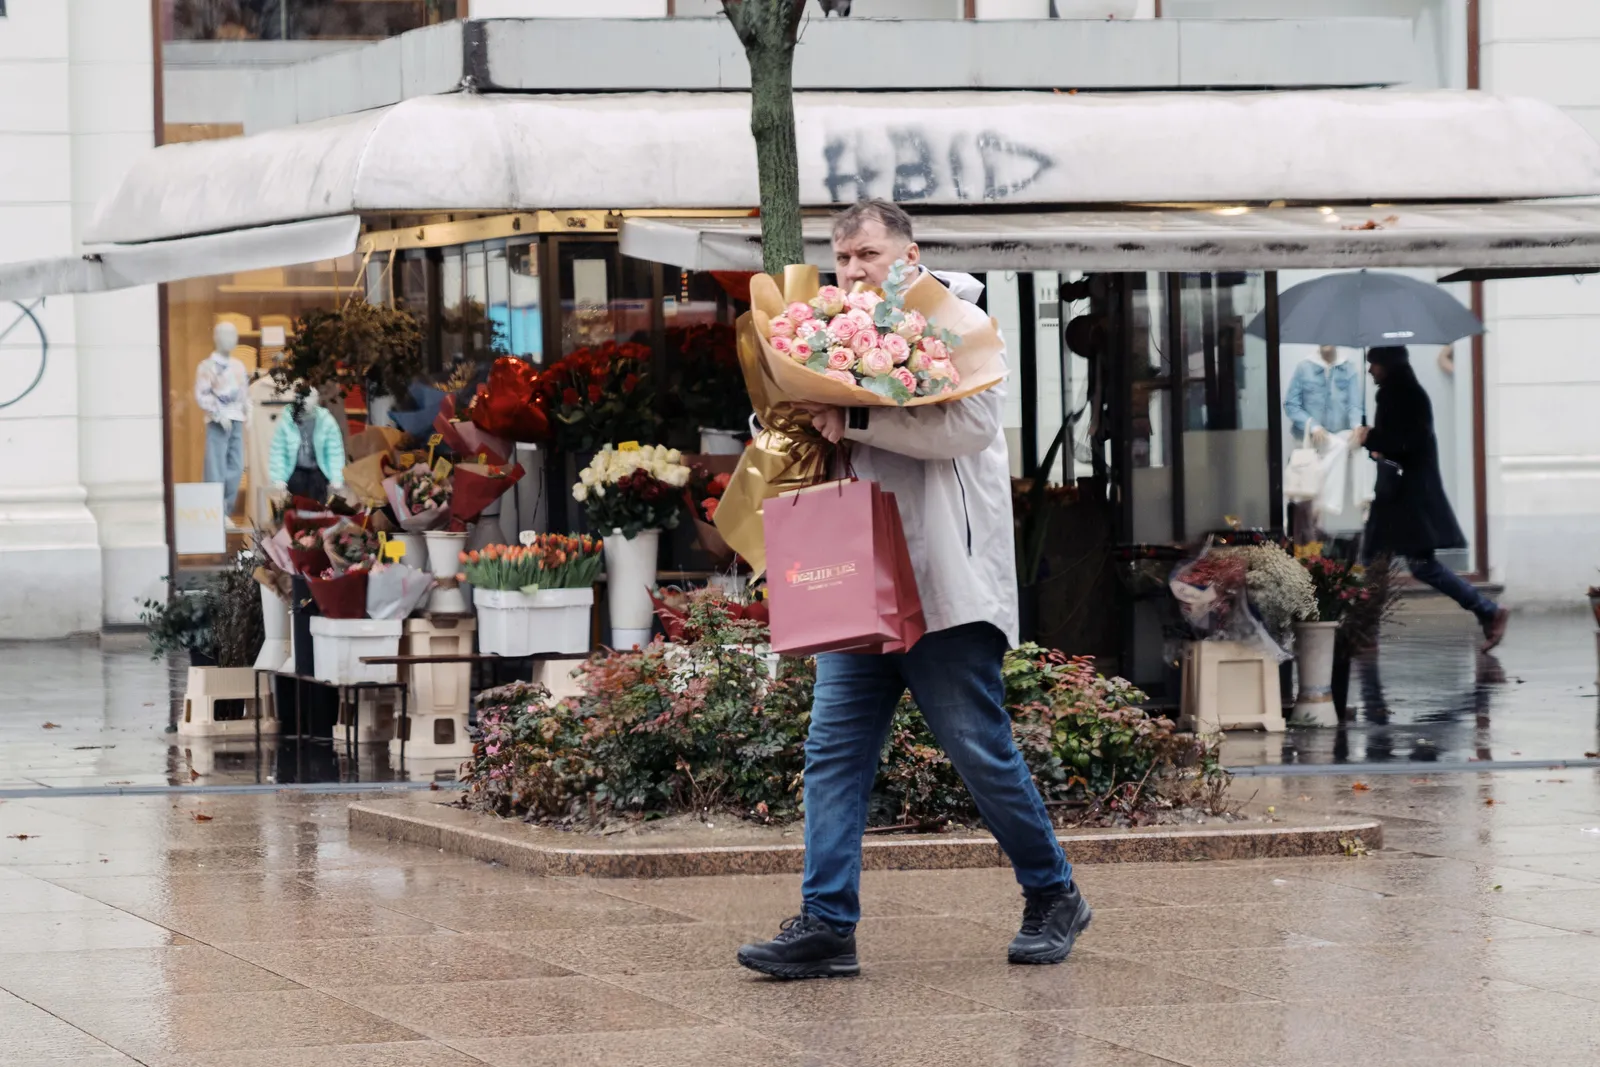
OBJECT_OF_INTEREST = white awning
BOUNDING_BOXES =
[84,89,1600,245]
[0,216,360,301]
[618,203,1600,272]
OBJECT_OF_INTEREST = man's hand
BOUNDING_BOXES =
[1350,426,1369,448]
[799,403,846,445]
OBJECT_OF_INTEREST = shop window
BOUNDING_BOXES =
[556,240,655,355]
[166,255,361,541]
[1127,272,1175,544]
[1177,271,1271,536]
[163,0,458,42]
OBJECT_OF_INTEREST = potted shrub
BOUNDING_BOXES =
[465,535,604,656]
[573,444,691,648]
[272,298,424,418]
[143,557,272,736]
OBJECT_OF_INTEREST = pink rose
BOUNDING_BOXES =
[846,308,875,330]
[927,356,955,381]
[797,319,827,342]
[849,330,880,358]
[826,347,855,371]
[787,302,815,323]
[905,346,930,373]
[816,285,846,316]
[858,347,894,378]
[769,316,795,339]
[895,310,928,340]
[919,337,950,363]
[892,367,917,392]
[879,333,910,364]
[846,290,882,313]
[824,369,857,385]
[791,340,813,362]
[770,335,793,357]
[827,314,859,343]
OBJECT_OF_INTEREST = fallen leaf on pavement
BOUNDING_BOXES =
[1585,752,1599,759]
[1351,782,1371,792]
[41,722,60,729]
[192,813,213,822]
[6,834,34,840]
[1491,884,1503,892]
[1484,798,1497,806]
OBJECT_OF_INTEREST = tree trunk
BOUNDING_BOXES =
[722,1,807,274]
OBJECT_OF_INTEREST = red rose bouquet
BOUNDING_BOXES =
[539,340,659,452]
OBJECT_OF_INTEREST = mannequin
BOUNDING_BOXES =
[195,322,251,514]
[268,382,347,503]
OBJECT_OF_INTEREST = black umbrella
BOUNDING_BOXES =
[1246,270,1484,348]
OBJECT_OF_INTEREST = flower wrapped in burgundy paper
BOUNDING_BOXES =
[466,357,551,445]
[434,393,509,465]
[308,561,371,619]
[449,461,524,530]
[283,508,336,575]
[383,463,451,532]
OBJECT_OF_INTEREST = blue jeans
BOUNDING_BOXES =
[1407,552,1499,624]
[204,419,245,513]
[802,622,1071,930]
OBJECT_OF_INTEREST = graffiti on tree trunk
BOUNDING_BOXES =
[821,127,1055,204]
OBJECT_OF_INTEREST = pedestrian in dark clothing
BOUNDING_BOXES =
[1353,346,1509,651]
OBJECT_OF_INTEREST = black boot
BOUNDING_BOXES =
[1008,882,1092,965]
[737,913,860,979]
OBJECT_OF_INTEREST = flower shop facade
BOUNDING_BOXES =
[11,85,1600,698]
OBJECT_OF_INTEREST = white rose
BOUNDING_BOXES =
[593,484,605,498]
[665,449,682,465]
[579,468,596,486]
[572,483,588,502]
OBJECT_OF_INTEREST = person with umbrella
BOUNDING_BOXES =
[1353,346,1509,651]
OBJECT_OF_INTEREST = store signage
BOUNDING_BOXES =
[174,482,226,556]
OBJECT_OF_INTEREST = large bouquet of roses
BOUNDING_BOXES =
[752,261,1005,408]
[572,444,691,539]
[772,262,963,403]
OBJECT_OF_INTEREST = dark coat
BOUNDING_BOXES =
[1361,373,1466,561]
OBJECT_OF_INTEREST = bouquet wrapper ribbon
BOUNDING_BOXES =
[435,395,510,466]
[711,310,833,576]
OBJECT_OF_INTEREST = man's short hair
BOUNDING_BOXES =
[832,199,915,244]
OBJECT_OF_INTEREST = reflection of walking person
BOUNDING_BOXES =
[1283,345,1363,541]
[1353,347,1509,651]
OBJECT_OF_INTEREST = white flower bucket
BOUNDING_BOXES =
[1292,620,1340,719]
[424,530,469,613]
[699,428,746,455]
[604,528,660,647]
[511,442,548,539]
[255,584,291,670]
[309,616,403,685]
[475,587,594,656]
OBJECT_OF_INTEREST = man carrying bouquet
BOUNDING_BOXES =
[738,200,1091,979]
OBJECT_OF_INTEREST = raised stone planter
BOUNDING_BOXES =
[349,794,1382,879]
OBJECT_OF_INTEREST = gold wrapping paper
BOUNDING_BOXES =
[712,266,1008,574]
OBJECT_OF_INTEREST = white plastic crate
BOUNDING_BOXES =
[309,617,404,685]
[474,587,593,657]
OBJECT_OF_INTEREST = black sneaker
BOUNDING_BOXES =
[1008,882,1093,965]
[736,913,860,979]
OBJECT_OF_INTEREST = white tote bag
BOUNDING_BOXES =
[1284,429,1326,502]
